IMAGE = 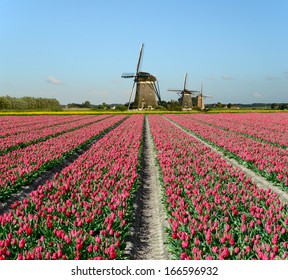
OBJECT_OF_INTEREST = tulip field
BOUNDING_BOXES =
[0,112,287,260]
[165,114,288,188]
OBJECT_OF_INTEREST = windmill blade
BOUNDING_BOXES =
[168,88,184,98]
[136,43,144,74]
[154,80,161,102]
[203,95,213,98]
[199,84,213,98]
[127,81,136,110]
[168,89,182,93]
[121,73,135,78]
[183,73,188,90]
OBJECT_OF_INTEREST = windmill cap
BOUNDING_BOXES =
[137,72,157,81]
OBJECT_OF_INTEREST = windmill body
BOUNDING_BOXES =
[169,74,212,110]
[177,90,193,109]
[168,74,198,110]
[192,84,213,109]
[134,72,159,109]
[192,95,204,109]
[122,44,161,110]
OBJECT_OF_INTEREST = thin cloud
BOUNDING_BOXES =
[222,75,233,80]
[46,76,62,85]
[252,92,264,99]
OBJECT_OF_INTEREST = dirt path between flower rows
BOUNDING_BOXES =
[166,117,288,205]
[124,116,171,260]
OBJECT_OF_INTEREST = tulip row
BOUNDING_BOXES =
[0,115,126,201]
[183,113,288,147]
[0,115,82,137]
[166,114,288,189]
[0,115,144,259]
[149,115,288,260]
[0,115,109,154]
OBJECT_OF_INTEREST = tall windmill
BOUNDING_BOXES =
[122,44,161,110]
[168,73,200,110]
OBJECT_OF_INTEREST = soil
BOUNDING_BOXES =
[124,116,171,260]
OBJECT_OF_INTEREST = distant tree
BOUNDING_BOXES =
[67,103,76,108]
[95,103,107,110]
[82,101,91,108]
[0,96,10,109]
[227,103,232,108]
[159,100,168,108]
[67,103,82,108]
[0,95,61,111]
[167,100,182,111]
[115,104,127,111]
[279,104,288,110]
[216,102,223,108]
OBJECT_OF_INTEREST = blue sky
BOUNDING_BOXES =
[0,0,287,105]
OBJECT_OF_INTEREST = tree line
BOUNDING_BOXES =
[0,96,62,111]
[206,102,288,110]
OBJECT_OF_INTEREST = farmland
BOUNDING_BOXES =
[0,113,287,260]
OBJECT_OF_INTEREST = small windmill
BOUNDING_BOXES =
[193,84,213,109]
[168,73,200,110]
[122,44,161,110]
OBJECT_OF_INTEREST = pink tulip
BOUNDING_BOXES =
[18,238,25,249]
[182,241,189,249]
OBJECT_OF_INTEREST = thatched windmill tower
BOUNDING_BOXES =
[121,44,161,110]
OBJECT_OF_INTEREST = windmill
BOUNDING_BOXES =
[168,73,200,110]
[121,44,161,110]
[193,84,213,109]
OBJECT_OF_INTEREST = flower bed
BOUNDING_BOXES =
[0,115,125,201]
[0,115,110,153]
[0,115,144,259]
[166,114,288,189]
[183,113,288,147]
[149,115,288,260]
[0,115,81,137]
